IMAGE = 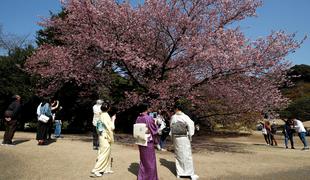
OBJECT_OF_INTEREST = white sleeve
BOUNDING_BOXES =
[36,103,42,116]
[184,115,195,136]
[169,115,177,136]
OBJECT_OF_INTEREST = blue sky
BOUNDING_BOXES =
[0,0,309,65]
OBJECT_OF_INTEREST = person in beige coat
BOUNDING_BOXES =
[91,103,115,177]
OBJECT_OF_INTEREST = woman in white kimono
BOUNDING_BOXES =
[91,103,115,177]
[170,104,199,180]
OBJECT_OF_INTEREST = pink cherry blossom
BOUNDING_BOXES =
[25,0,303,122]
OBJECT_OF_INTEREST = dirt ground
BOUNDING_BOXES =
[1,131,310,180]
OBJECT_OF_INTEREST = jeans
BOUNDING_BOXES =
[298,132,308,148]
[284,133,294,148]
[54,120,62,137]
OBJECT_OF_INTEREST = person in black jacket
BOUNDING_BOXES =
[282,119,295,149]
[2,95,21,145]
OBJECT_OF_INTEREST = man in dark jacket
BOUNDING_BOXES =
[283,119,295,149]
[2,95,21,145]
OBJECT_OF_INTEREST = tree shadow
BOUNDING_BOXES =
[78,138,92,142]
[159,158,176,176]
[13,139,30,145]
[253,143,284,149]
[191,141,253,153]
[128,162,139,176]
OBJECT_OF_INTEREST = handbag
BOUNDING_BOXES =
[133,123,149,146]
[38,114,50,123]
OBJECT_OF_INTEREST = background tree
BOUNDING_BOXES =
[25,0,304,128]
[0,25,32,54]
[280,64,310,121]
[0,45,37,130]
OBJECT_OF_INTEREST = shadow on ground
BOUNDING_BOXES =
[217,166,310,180]
[190,140,252,153]
[13,139,30,145]
[128,162,139,176]
[159,158,176,176]
[60,133,253,154]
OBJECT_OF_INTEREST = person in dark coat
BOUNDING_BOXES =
[282,119,295,149]
[2,95,21,145]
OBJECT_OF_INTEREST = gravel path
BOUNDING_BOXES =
[1,131,310,180]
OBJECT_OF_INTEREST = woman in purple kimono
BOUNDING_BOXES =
[135,103,159,180]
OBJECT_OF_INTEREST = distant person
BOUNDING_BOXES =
[135,103,159,180]
[282,119,295,149]
[152,111,162,150]
[170,104,199,180]
[91,102,115,177]
[36,99,52,145]
[54,106,64,138]
[157,110,170,151]
[260,121,270,145]
[264,121,272,145]
[50,99,60,139]
[270,121,278,146]
[293,118,309,150]
[92,99,103,150]
[2,95,21,145]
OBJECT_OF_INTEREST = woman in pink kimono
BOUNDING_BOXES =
[135,103,159,180]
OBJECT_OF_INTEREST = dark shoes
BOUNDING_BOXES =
[37,141,47,146]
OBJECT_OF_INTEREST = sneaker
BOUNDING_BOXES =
[302,147,309,151]
[156,144,161,150]
[161,148,167,151]
[93,146,99,150]
[291,147,295,149]
[93,172,102,177]
[104,170,114,174]
[191,174,199,180]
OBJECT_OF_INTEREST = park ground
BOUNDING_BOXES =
[1,131,310,180]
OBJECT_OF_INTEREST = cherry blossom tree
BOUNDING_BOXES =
[25,0,304,123]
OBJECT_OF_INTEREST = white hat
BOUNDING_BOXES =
[96,99,103,105]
